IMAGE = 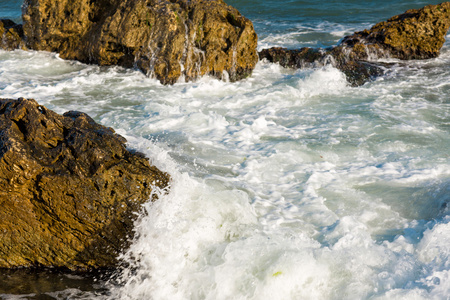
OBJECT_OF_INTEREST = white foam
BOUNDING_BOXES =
[297,66,348,97]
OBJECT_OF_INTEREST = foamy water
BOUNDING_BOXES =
[1,0,450,299]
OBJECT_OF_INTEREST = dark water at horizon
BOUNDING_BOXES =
[0,0,21,23]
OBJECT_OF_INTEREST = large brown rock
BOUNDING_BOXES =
[339,2,450,61]
[259,2,450,86]
[22,0,258,84]
[0,98,170,270]
[0,19,25,50]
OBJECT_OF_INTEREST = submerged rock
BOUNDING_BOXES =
[259,2,450,86]
[22,0,258,84]
[259,46,385,87]
[0,98,170,270]
[258,47,330,69]
[0,19,25,50]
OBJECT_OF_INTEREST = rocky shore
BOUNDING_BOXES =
[0,98,170,270]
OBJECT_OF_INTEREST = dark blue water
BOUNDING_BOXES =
[228,0,445,48]
[0,0,22,23]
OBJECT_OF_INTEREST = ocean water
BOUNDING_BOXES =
[1,0,450,299]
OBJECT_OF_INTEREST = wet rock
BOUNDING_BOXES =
[259,2,450,86]
[22,0,258,84]
[329,47,386,87]
[259,47,330,69]
[0,268,108,296]
[0,98,170,270]
[339,2,450,60]
[259,46,385,87]
[0,19,25,50]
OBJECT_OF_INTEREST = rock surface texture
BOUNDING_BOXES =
[0,19,25,50]
[260,2,450,86]
[0,98,170,270]
[22,0,258,84]
[339,2,450,60]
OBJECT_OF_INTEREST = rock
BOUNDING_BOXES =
[339,2,450,60]
[259,46,385,87]
[258,47,330,69]
[0,268,106,295]
[259,2,450,86]
[0,98,170,270]
[329,47,386,87]
[22,0,258,84]
[0,19,25,50]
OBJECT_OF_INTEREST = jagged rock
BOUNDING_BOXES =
[0,19,25,50]
[258,47,330,69]
[329,47,386,86]
[339,2,450,60]
[0,98,170,270]
[259,2,450,86]
[22,0,258,84]
[259,46,385,87]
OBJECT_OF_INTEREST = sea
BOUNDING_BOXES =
[1,0,450,299]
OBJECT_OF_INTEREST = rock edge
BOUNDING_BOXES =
[0,98,170,270]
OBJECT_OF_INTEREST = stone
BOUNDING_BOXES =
[258,47,330,69]
[22,0,258,84]
[0,19,25,50]
[258,46,385,87]
[329,47,386,87]
[259,2,450,86]
[0,98,170,270]
[339,2,450,60]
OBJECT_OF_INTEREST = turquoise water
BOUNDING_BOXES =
[1,1,450,299]
[0,0,22,22]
